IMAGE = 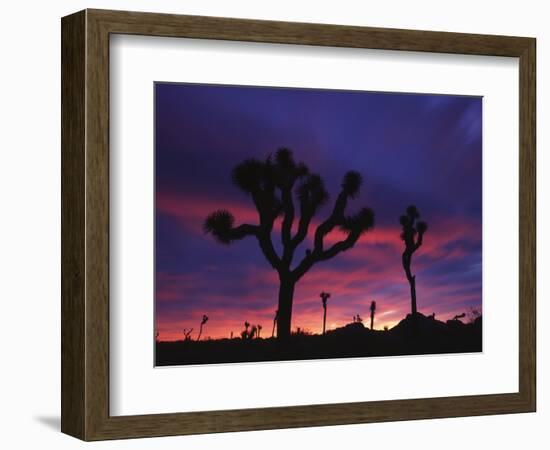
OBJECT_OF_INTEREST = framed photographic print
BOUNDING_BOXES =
[61,9,536,440]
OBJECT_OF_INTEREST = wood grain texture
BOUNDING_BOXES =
[518,39,536,409]
[61,10,86,439]
[61,8,536,441]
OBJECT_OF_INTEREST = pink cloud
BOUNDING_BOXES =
[155,192,481,340]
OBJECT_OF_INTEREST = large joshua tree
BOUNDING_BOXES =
[399,205,428,316]
[204,149,374,341]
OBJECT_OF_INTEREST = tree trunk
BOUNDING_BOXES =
[370,313,374,330]
[197,324,203,341]
[276,277,295,341]
[323,307,327,334]
[402,252,417,316]
[409,275,417,315]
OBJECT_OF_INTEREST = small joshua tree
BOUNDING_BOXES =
[183,328,193,341]
[242,321,251,339]
[272,310,278,338]
[197,315,209,341]
[155,331,160,343]
[257,324,262,339]
[204,148,375,340]
[320,291,331,334]
[399,205,428,316]
[370,300,376,330]
[250,325,258,339]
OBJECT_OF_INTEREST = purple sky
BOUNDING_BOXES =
[155,83,482,340]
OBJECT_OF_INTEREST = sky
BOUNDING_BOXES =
[155,82,482,341]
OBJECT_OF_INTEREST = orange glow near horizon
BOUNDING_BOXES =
[155,191,481,342]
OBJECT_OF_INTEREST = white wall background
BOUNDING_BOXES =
[0,0,546,448]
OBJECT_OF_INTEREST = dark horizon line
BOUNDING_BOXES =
[156,311,481,343]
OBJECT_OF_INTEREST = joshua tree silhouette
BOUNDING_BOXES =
[257,324,262,338]
[320,291,331,334]
[399,205,428,316]
[370,300,376,330]
[183,328,193,341]
[197,315,209,341]
[272,310,278,338]
[242,321,251,339]
[204,148,374,340]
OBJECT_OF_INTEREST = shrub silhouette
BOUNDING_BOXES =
[204,148,374,340]
[452,313,466,322]
[399,205,428,315]
[197,315,209,341]
[467,308,481,324]
[370,300,376,330]
[320,291,331,334]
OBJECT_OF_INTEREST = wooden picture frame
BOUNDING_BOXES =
[61,9,536,441]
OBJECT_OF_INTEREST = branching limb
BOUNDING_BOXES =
[291,173,328,250]
[203,209,282,270]
[203,210,259,244]
[293,207,374,280]
[280,185,295,264]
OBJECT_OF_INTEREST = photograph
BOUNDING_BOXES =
[154,82,483,366]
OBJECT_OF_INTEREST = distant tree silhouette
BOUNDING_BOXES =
[155,332,160,343]
[257,324,262,338]
[204,148,374,340]
[320,291,331,335]
[197,315,209,341]
[399,205,428,316]
[250,325,258,339]
[370,300,376,330]
[183,328,193,341]
[272,310,278,338]
[242,321,251,339]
